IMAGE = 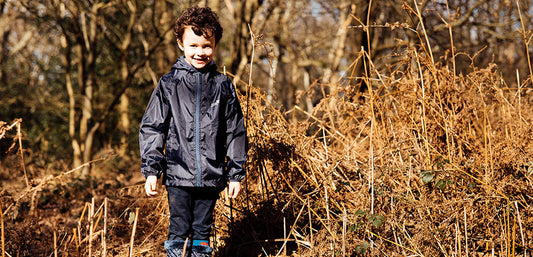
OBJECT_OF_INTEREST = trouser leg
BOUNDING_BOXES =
[190,188,219,256]
[191,188,219,240]
[165,187,193,257]
[167,186,193,241]
[166,186,221,256]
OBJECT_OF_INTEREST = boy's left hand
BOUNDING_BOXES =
[227,181,242,199]
[145,175,158,196]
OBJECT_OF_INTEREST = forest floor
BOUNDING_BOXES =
[2,52,533,256]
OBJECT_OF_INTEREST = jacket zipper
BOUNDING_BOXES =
[195,72,202,187]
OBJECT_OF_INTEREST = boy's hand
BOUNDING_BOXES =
[145,175,158,196]
[227,181,242,199]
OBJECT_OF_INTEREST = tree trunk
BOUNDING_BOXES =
[118,0,137,157]
[322,0,355,86]
[79,3,101,177]
[230,0,262,84]
[157,0,176,71]
[61,32,82,168]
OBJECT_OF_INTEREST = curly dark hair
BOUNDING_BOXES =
[174,6,223,45]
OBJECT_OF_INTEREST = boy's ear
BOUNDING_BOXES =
[177,40,184,51]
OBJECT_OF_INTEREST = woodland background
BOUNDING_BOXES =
[1,0,533,256]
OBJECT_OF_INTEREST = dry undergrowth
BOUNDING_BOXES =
[2,47,533,257]
[232,49,533,256]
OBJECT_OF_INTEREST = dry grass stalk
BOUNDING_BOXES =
[89,198,94,257]
[78,202,87,251]
[282,217,287,256]
[274,199,308,257]
[307,196,313,247]
[102,197,107,257]
[54,230,58,257]
[239,27,533,254]
[464,206,468,257]
[2,158,105,216]
[444,0,456,77]
[1,204,4,257]
[15,119,30,188]
[128,207,139,257]
[514,202,526,257]
[366,229,417,255]
[181,238,189,257]
[342,206,346,257]
[512,214,516,257]
[515,0,533,84]
[0,119,29,187]
[72,228,79,255]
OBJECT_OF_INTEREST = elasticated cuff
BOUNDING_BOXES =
[191,244,213,253]
[164,239,190,250]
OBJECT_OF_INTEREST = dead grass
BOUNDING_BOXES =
[224,44,533,256]
[2,42,533,257]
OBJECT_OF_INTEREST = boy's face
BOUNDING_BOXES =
[178,26,216,70]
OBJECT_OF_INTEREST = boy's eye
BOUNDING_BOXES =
[189,45,211,49]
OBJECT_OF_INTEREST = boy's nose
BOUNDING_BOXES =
[196,48,206,56]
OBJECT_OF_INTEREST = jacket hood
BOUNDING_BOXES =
[172,56,217,73]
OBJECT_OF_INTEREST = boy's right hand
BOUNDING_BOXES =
[145,175,158,196]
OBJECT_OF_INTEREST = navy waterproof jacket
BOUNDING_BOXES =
[139,56,247,188]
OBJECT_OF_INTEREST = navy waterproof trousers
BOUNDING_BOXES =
[166,186,222,241]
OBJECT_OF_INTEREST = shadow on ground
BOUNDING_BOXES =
[215,198,303,257]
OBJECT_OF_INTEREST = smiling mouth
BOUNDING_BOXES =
[194,57,209,62]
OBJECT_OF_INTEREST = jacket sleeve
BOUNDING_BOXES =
[139,80,170,178]
[224,80,248,182]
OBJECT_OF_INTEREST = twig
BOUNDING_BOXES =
[369,112,375,215]
[2,119,30,187]
[514,202,526,256]
[506,203,510,256]
[1,203,4,257]
[54,231,58,257]
[77,203,88,255]
[182,238,189,257]
[0,119,21,140]
[15,120,30,187]
[102,198,107,257]
[283,217,287,256]
[512,213,516,257]
[129,207,139,257]
[464,206,468,257]
[412,0,436,73]
[79,230,102,244]
[366,229,419,255]
[515,0,533,85]
[444,0,456,78]
[88,198,94,257]
[279,169,336,238]
[308,196,313,247]
[244,23,255,130]
[2,158,107,216]
[72,228,79,256]
[92,202,104,234]
[455,221,460,256]
[238,238,311,249]
[342,205,346,257]
[0,123,8,141]
[275,198,308,257]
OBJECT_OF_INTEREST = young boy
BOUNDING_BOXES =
[139,6,247,257]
